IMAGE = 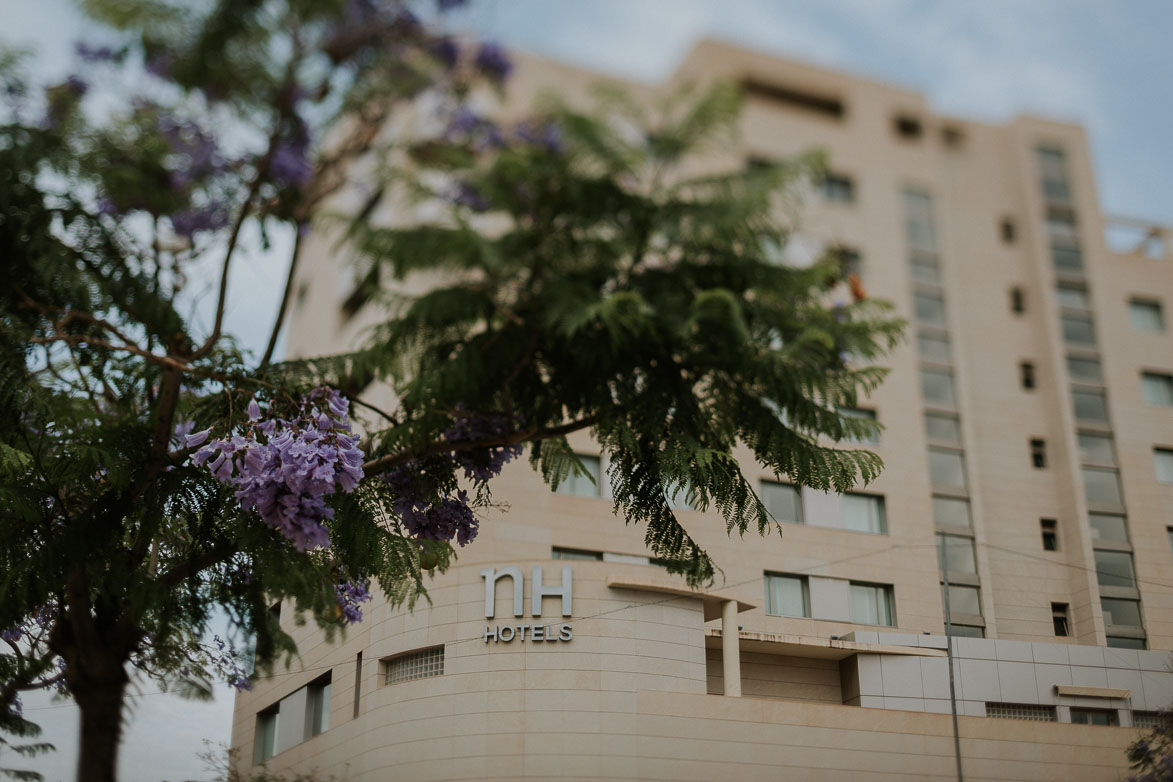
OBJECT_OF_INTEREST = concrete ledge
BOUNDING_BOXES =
[704,628,948,660]
[605,576,756,621]
[1055,685,1132,699]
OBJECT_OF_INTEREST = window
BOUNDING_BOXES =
[1051,244,1084,272]
[555,455,602,497]
[1107,636,1146,649]
[914,292,947,326]
[1062,313,1096,346]
[1072,390,1109,422]
[850,582,895,626]
[921,368,957,407]
[1089,513,1129,543]
[1030,438,1047,468]
[925,413,962,444]
[1142,373,1173,406]
[1056,284,1090,310]
[762,481,803,524]
[842,493,887,533]
[741,78,845,119]
[1047,211,1078,242]
[253,672,332,764]
[1157,449,1173,483]
[1000,218,1016,244]
[917,332,952,363]
[1010,287,1026,314]
[1020,362,1036,390]
[1094,550,1136,588]
[1078,433,1116,466]
[306,676,331,738]
[764,574,809,617]
[1130,299,1165,332]
[801,490,886,534]
[1040,519,1058,551]
[1133,712,1166,731]
[928,448,967,489]
[947,624,984,638]
[903,188,936,250]
[552,547,603,561]
[1067,355,1102,382]
[943,584,982,616]
[894,115,923,139]
[932,496,971,528]
[938,534,977,574]
[385,647,444,685]
[1052,603,1070,636]
[838,407,878,444]
[823,173,855,203]
[254,707,279,764]
[1070,708,1118,727]
[1083,467,1123,506]
[987,703,1057,722]
[910,253,941,284]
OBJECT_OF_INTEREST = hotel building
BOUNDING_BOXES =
[231,39,1173,780]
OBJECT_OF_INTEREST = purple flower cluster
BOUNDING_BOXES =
[443,107,505,150]
[474,42,512,81]
[444,414,522,483]
[0,626,20,643]
[335,581,372,624]
[385,466,480,546]
[188,388,365,551]
[170,203,230,237]
[382,413,520,547]
[514,119,565,155]
[450,181,488,212]
[75,42,119,63]
[269,140,314,187]
[209,635,252,691]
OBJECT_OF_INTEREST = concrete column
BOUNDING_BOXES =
[721,599,741,697]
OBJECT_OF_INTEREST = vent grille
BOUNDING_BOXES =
[385,647,444,685]
[1133,711,1166,731]
[985,702,1057,721]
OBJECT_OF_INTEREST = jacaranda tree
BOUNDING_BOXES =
[0,1,902,780]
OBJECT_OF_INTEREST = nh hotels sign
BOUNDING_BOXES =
[481,566,573,643]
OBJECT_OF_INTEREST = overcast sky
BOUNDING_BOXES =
[4,0,1172,779]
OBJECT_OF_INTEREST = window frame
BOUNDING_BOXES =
[849,581,896,627]
[764,572,811,618]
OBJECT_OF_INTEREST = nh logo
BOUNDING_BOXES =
[480,566,573,618]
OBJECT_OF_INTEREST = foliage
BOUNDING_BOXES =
[1128,710,1173,782]
[0,0,900,778]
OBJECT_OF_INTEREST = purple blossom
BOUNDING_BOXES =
[474,42,512,81]
[65,75,88,96]
[335,581,372,624]
[145,53,173,79]
[193,388,364,551]
[431,37,460,69]
[443,107,504,150]
[514,119,564,155]
[382,413,520,547]
[269,141,314,187]
[0,626,20,643]
[170,203,230,237]
[75,42,118,63]
[450,181,488,212]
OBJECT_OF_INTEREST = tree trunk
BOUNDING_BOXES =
[71,666,128,782]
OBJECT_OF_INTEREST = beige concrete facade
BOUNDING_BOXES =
[233,39,1173,780]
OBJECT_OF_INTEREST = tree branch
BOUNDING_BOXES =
[189,176,263,361]
[260,223,304,367]
[361,415,597,476]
